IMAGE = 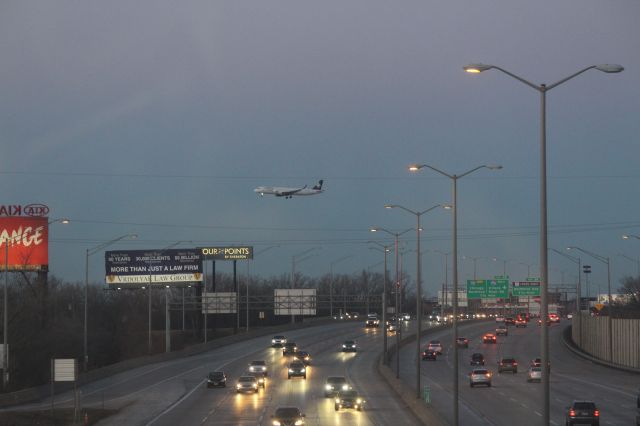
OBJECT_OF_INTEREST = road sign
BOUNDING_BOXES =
[512,281,541,296]
[486,279,509,298]
[466,280,486,299]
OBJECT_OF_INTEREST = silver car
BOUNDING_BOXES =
[469,368,492,387]
[527,366,542,382]
[236,375,259,393]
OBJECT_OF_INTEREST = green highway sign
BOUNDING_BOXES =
[466,280,486,299]
[512,281,540,296]
[466,279,509,299]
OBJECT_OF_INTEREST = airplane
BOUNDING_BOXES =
[254,180,324,199]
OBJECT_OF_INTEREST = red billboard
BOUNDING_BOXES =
[0,217,49,271]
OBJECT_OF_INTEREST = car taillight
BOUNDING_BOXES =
[485,373,490,377]
[513,362,517,366]
[569,409,576,417]
[594,409,599,417]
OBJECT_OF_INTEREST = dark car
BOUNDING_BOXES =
[456,337,469,348]
[482,333,497,344]
[365,319,379,328]
[283,342,298,356]
[498,357,518,373]
[505,317,515,325]
[565,401,599,426]
[342,340,357,352]
[271,407,306,426]
[324,376,350,397]
[422,349,437,361]
[334,389,365,411]
[287,361,307,379]
[293,351,311,365]
[206,371,226,388]
[470,353,485,366]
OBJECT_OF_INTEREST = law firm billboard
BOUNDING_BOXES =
[105,249,203,285]
[0,216,48,271]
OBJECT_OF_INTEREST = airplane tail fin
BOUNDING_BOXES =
[312,179,324,190]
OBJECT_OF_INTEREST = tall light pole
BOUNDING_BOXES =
[384,203,448,399]
[370,227,412,378]
[617,253,640,279]
[462,255,487,280]
[550,248,581,346]
[465,62,622,425]
[409,163,501,426]
[567,246,613,361]
[85,232,136,371]
[429,250,450,317]
[369,242,391,364]
[330,256,354,318]
[291,247,320,323]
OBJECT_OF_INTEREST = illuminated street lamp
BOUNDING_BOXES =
[409,163,501,426]
[465,62,622,426]
[384,203,448,399]
[86,233,137,370]
[370,227,412,379]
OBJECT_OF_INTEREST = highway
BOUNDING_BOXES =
[396,318,639,425]
[15,321,422,425]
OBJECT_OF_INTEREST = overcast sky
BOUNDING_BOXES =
[2,0,639,298]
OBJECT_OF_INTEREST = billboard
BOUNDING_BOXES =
[202,292,237,314]
[105,249,203,285]
[0,216,48,271]
[199,246,253,260]
[274,289,316,315]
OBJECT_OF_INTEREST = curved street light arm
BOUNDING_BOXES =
[567,246,607,264]
[550,248,579,264]
[88,233,137,256]
[546,66,598,90]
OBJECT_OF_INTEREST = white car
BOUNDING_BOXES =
[271,336,287,347]
[527,366,542,382]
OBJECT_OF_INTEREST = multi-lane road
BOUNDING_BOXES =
[398,318,639,425]
[12,321,422,425]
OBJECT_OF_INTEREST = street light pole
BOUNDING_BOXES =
[465,62,623,425]
[291,247,320,323]
[384,203,447,398]
[369,242,391,364]
[567,246,613,361]
[330,256,353,318]
[370,227,412,378]
[550,249,581,346]
[85,233,136,371]
[409,163,501,426]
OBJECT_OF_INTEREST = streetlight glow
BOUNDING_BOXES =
[463,63,493,73]
[595,64,624,73]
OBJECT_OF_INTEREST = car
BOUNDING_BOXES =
[567,313,573,319]
[496,324,508,336]
[427,340,443,354]
[206,371,226,388]
[236,375,259,393]
[531,358,551,372]
[456,337,469,348]
[469,368,492,387]
[515,318,527,327]
[245,371,266,387]
[342,340,357,352]
[402,313,411,321]
[293,351,311,365]
[271,335,287,347]
[527,366,542,382]
[505,317,515,325]
[495,316,505,322]
[422,349,437,361]
[324,376,351,397]
[549,313,560,323]
[334,389,365,411]
[248,360,268,376]
[470,353,485,366]
[482,333,497,344]
[365,319,379,328]
[565,401,600,426]
[498,357,518,373]
[287,361,307,379]
[350,312,360,319]
[271,407,306,426]
[386,322,397,333]
[367,313,378,320]
[283,342,298,356]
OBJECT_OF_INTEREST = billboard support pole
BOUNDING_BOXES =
[3,242,8,390]
[234,260,238,334]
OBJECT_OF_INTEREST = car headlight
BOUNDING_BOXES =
[259,378,264,383]
[289,369,294,373]
[335,398,340,403]
[294,421,303,426]
[301,368,305,373]
[342,384,349,390]
[252,384,258,388]
[272,339,276,343]
[325,384,332,390]
[262,366,266,371]
[250,367,255,371]
[236,384,241,389]
[356,398,362,404]
[304,356,309,361]
[272,421,281,426]
[342,344,346,347]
